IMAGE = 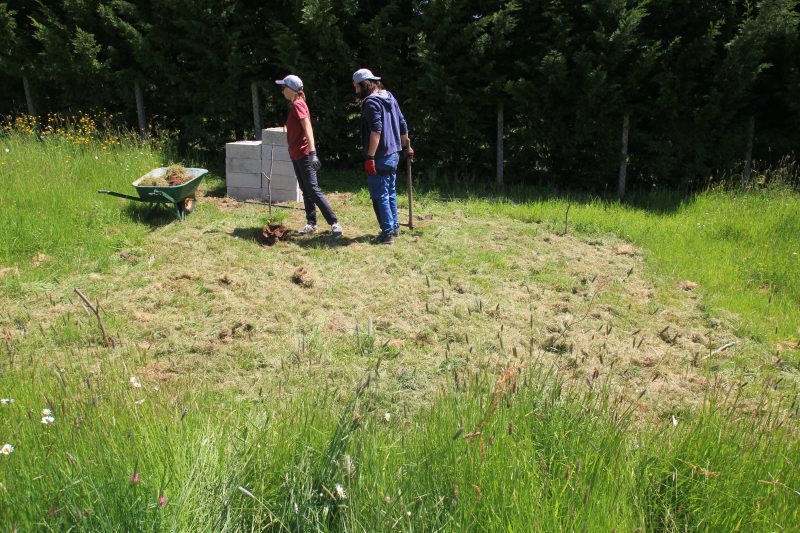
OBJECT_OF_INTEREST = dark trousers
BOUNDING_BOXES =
[292,156,337,226]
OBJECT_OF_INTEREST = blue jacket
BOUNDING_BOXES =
[360,90,408,158]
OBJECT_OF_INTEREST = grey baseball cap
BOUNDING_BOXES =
[352,68,380,84]
[275,74,303,91]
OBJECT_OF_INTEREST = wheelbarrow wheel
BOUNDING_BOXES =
[184,197,196,214]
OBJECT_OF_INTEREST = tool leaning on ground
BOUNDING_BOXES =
[404,142,415,229]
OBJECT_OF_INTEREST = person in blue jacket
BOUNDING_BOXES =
[352,68,414,244]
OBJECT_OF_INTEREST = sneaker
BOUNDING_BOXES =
[298,224,317,235]
[371,232,395,245]
[392,226,400,237]
[331,222,343,238]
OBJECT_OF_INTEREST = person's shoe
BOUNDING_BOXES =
[392,226,400,237]
[371,232,395,245]
[298,224,317,235]
[331,222,343,238]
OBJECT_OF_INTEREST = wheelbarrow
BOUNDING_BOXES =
[98,167,208,221]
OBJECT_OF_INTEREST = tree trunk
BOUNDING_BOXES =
[22,75,36,117]
[134,80,148,139]
[496,101,504,190]
[617,114,630,199]
[742,115,755,186]
[251,81,262,140]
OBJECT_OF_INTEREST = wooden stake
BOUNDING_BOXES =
[406,141,414,229]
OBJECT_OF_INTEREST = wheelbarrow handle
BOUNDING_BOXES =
[98,190,144,201]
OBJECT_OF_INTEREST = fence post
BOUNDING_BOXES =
[251,81,262,140]
[22,75,36,117]
[496,100,504,191]
[742,115,755,186]
[617,114,630,199]
[134,80,148,139]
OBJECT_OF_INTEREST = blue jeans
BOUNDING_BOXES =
[366,152,399,235]
[292,156,337,226]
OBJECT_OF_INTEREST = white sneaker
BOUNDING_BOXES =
[331,222,343,238]
[298,224,317,235]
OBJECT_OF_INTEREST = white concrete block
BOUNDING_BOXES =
[261,127,288,146]
[261,142,293,162]
[227,172,263,189]
[226,157,262,174]
[225,140,262,159]
[270,188,302,203]
[226,186,265,201]
[261,159,296,177]
[269,176,299,190]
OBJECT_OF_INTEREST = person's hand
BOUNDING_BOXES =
[364,157,377,176]
[309,151,322,171]
[405,146,415,161]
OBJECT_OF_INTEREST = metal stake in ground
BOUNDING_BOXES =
[406,142,414,229]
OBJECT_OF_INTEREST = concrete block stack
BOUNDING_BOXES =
[224,127,301,203]
[260,128,301,203]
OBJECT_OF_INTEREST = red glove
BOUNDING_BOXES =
[364,158,377,175]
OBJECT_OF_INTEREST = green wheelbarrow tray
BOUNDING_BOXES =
[98,167,208,221]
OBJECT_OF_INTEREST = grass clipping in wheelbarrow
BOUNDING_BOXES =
[139,164,192,187]
[261,224,290,246]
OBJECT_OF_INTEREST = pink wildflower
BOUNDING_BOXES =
[158,495,167,507]
[130,472,140,484]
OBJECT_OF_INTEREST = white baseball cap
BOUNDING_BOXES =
[352,68,381,84]
[275,74,303,91]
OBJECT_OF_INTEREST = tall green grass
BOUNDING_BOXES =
[1,350,797,530]
[0,118,172,281]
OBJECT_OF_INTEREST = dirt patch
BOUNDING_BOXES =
[291,265,316,288]
[614,244,637,256]
[0,267,18,280]
[261,224,290,246]
[679,280,699,291]
[31,253,50,267]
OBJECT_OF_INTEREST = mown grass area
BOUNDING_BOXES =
[1,117,799,530]
[485,185,800,344]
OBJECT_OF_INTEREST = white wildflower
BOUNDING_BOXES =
[0,443,13,455]
[129,376,142,388]
[671,415,678,427]
[335,483,347,500]
[41,415,55,425]
[4,148,9,153]
[42,408,52,416]
[383,412,391,422]
[135,399,145,405]
[0,399,14,405]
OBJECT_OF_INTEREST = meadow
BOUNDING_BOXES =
[1,117,798,531]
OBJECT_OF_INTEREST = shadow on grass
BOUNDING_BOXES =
[291,233,372,248]
[321,168,691,215]
[212,167,692,217]
[228,225,372,248]
[201,173,227,198]
[124,203,182,229]
[229,227,263,243]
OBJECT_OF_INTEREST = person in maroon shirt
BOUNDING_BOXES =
[276,74,342,237]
